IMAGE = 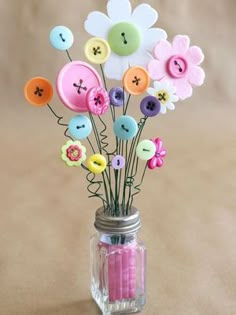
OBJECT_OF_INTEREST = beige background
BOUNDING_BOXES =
[1,0,236,314]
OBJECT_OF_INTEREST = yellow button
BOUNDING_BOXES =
[84,37,111,64]
[87,154,107,174]
[24,77,53,107]
[123,67,150,95]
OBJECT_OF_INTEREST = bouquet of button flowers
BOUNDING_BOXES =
[24,0,205,217]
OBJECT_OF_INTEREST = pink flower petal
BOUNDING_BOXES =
[156,157,164,167]
[147,157,157,170]
[173,79,193,100]
[187,66,205,86]
[147,60,167,80]
[154,138,163,151]
[172,35,190,54]
[154,40,172,60]
[160,148,167,157]
[187,46,204,65]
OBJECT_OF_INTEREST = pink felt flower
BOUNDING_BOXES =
[86,87,110,115]
[147,35,205,100]
[147,138,167,170]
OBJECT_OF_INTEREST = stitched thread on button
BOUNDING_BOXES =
[94,96,102,105]
[132,76,141,86]
[93,46,102,55]
[73,79,88,94]
[34,87,43,97]
[121,33,128,45]
[76,124,85,129]
[147,101,155,111]
[158,93,167,102]
[121,124,129,132]
[59,33,66,42]
[174,60,182,72]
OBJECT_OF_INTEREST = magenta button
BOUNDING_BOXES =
[167,55,188,78]
[56,61,103,112]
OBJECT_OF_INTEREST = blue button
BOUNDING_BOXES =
[68,115,92,140]
[113,115,138,140]
[49,26,74,51]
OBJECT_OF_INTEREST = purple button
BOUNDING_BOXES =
[56,61,103,112]
[167,55,188,78]
[111,155,125,170]
[140,96,161,117]
[109,87,124,107]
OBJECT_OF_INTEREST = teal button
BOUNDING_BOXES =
[50,26,74,51]
[113,115,138,140]
[108,22,141,56]
[69,115,92,140]
[136,140,156,161]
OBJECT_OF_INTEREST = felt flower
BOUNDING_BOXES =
[148,35,205,100]
[147,81,178,114]
[147,138,167,170]
[61,140,86,167]
[84,0,167,80]
[86,87,110,115]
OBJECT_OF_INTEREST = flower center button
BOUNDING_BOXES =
[167,55,188,78]
[108,22,141,56]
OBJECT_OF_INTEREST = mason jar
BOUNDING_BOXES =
[90,206,146,314]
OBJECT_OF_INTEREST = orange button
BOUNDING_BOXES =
[24,77,53,106]
[123,66,150,95]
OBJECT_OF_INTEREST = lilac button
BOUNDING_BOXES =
[56,61,103,112]
[109,87,124,107]
[167,55,188,78]
[111,155,125,170]
[140,96,161,117]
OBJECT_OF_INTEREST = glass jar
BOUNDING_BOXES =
[90,206,146,314]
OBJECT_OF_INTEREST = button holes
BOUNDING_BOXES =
[121,32,128,45]
[76,124,85,129]
[93,46,102,55]
[73,80,87,94]
[121,124,129,132]
[158,93,167,102]
[174,60,183,72]
[34,86,43,97]
[132,76,141,86]
[59,33,66,42]
[147,101,155,111]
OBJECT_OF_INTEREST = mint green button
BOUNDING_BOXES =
[136,140,156,161]
[108,22,141,56]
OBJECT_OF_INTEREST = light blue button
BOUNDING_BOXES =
[49,26,74,51]
[113,115,138,140]
[68,115,92,140]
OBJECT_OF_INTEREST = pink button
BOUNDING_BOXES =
[167,55,188,78]
[56,61,103,112]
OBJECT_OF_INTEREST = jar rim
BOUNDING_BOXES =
[94,206,141,234]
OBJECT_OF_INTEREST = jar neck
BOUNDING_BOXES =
[98,232,137,245]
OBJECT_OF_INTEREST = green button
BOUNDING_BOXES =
[136,140,156,161]
[108,22,141,56]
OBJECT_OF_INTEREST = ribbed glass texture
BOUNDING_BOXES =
[90,232,146,314]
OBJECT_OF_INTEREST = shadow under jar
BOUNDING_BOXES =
[90,206,146,315]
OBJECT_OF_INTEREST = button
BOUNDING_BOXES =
[113,115,138,140]
[68,115,92,140]
[61,140,86,167]
[49,26,74,51]
[136,140,156,161]
[140,96,161,117]
[108,22,141,56]
[87,154,107,174]
[147,138,167,170]
[24,77,53,107]
[86,87,110,116]
[109,87,124,107]
[56,61,103,112]
[112,155,125,170]
[84,37,111,64]
[123,67,150,95]
[167,55,188,78]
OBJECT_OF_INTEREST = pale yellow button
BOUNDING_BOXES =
[84,37,111,64]
[87,154,107,174]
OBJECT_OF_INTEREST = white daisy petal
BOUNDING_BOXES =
[153,81,162,90]
[147,88,156,96]
[160,105,167,114]
[167,102,175,110]
[84,12,112,37]
[128,49,152,67]
[170,95,179,102]
[104,53,129,80]
[107,0,132,22]
[131,4,158,30]
[143,28,167,52]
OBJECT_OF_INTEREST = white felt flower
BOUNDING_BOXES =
[147,81,179,114]
[84,0,167,80]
